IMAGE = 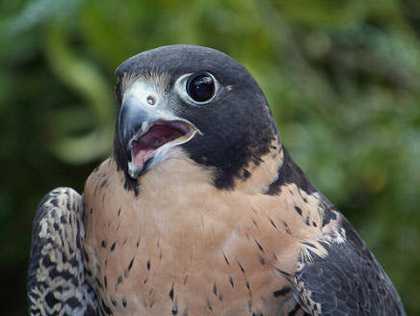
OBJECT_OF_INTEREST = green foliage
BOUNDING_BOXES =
[1,0,419,314]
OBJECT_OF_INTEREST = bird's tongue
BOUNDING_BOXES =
[132,146,155,167]
[131,123,186,167]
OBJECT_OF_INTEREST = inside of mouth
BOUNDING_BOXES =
[131,120,192,167]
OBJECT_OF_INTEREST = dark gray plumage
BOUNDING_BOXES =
[294,218,405,315]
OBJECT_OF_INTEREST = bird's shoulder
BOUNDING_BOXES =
[27,187,97,315]
[264,148,406,315]
[292,215,406,316]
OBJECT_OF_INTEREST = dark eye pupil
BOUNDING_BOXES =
[186,73,215,103]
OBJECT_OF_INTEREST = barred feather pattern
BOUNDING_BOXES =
[27,188,97,316]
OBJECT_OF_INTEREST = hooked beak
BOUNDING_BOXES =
[118,95,200,178]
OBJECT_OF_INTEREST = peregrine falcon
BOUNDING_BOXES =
[27,45,406,315]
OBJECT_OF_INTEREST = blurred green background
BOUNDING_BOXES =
[1,0,419,314]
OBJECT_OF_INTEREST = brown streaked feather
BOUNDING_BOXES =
[83,147,323,315]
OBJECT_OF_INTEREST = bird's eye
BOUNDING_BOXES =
[186,72,216,103]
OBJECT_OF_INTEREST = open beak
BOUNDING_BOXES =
[118,95,200,178]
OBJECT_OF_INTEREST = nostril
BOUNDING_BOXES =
[146,95,156,106]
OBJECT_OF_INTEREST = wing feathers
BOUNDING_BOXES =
[293,216,406,316]
[27,187,97,316]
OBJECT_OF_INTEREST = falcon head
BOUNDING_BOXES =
[114,45,280,191]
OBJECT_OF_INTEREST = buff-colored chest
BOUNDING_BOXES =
[83,158,322,315]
